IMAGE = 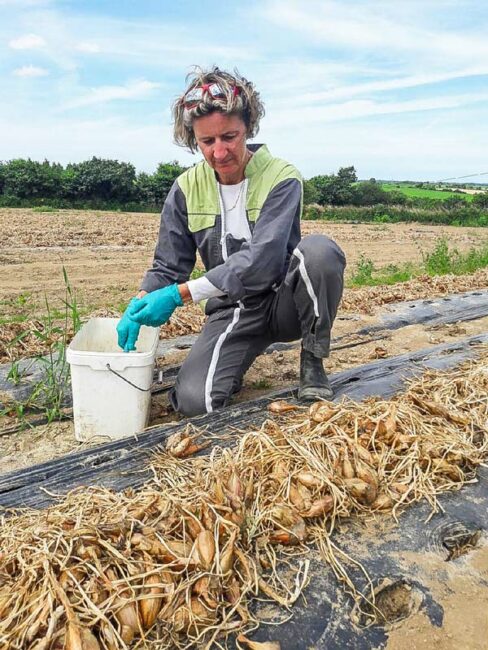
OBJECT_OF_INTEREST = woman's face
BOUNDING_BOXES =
[193,112,249,185]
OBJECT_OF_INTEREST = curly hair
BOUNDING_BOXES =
[172,66,265,153]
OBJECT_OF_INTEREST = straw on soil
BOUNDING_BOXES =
[3,269,488,363]
[0,319,65,363]
[341,268,488,314]
[0,304,205,364]
[1,347,487,648]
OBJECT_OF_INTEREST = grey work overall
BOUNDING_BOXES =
[140,145,346,416]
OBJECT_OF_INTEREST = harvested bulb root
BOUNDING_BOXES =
[1,350,487,648]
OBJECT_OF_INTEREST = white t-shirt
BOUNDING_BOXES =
[187,180,250,303]
[219,180,251,242]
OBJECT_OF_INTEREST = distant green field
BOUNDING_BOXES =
[381,184,473,201]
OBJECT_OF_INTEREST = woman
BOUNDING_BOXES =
[117,66,346,416]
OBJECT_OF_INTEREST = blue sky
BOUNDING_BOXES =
[1,0,487,181]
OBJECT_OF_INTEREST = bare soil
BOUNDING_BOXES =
[2,207,488,466]
[1,207,487,315]
[386,542,488,649]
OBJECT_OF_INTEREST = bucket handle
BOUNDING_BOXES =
[106,363,163,392]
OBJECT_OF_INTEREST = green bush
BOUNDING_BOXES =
[306,166,358,206]
[303,205,323,220]
[473,192,488,209]
[0,196,159,212]
[422,238,453,275]
[350,255,375,286]
[351,179,391,206]
[1,156,487,222]
[1,159,64,199]
[372,214,391,223]
[63,158,137,202]
[302,204,488,226]
[32,206,58,213]
[0,157,188,211]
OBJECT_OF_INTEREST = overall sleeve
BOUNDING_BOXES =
[139,181,197,293]
[204,178,302,301]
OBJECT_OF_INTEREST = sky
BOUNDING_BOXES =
[1,0,488,181]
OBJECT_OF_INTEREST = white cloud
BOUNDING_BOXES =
[9,33,46,49]
[262,0,488,68]
[293,67,488,104]
[75,42,101,54]
[62,79,162,109]
[271,91,488,128]
[0,115,186,172]
[13,64,49,77]
[260,106,488,181]
[1,107,486,182]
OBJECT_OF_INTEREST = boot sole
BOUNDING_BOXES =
[298,386,334,402]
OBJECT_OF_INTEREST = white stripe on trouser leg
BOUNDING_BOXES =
[293,248,320,317]
[204,306,241,413]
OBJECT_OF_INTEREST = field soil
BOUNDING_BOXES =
[2,206,488,464]
[1,207,488,649]
[386,543,488,650]
[1,207,487,316]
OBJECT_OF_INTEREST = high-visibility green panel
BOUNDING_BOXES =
[178,163,219,232]
[246,148,303,222]
[178,145,303,230]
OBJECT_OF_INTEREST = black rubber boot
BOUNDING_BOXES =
[298,347,334,402]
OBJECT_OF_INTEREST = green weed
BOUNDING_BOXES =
[6,360,26,385]
[3,268,82,426]
[348,258,415,287]
[422,238,455,275]
[251,378,272,390]
[374,264,415,285]
[0,293,35,324]
[350,255,375,286]
[348,239,488,288]
[32,206,58,213]
[190,267,205,280]
[0,314,30,325]
[421,237,488,276]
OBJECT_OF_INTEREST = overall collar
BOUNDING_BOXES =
[245,144,272,178]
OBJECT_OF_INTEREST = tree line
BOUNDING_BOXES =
[0,157,487,212]
[0,158,186,210]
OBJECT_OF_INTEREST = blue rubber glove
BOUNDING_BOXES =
[117,298,143,352]
[127,284,183,328]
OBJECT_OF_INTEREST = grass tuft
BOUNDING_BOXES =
[31,206,59,213]
[2,268,82,425]
[349,238,488,288]
[251,378,272,390]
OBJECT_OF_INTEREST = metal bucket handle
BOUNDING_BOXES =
[106,363,163,392]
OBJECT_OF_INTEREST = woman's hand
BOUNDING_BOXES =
[117,298,143,351]
[128,284,184,327]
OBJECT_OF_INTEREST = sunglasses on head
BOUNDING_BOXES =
[182,82,240,109]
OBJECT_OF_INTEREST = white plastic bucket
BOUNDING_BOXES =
[66,318,159,442]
